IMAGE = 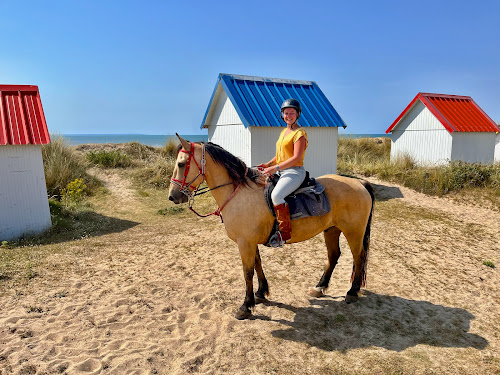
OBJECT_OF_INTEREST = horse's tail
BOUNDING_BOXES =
[359,180,374,287]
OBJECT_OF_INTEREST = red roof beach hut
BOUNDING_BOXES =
[0,85,52,241]
[386,93,499,165]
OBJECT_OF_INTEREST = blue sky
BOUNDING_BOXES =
[1,1,498,135]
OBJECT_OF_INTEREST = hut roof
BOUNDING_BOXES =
[201,73,346,129]
[386,93,500,134]
[0,85,50,145]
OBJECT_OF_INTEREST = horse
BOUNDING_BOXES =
[168,134,374,320]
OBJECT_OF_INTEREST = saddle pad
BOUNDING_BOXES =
[264,172,331,220]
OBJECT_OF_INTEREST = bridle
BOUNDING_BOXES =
[170,142,206,197]
[170,142,244,219]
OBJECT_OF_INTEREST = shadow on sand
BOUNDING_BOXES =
[19,211,140,246]
[369,182,404,201]
[255,291,487,352]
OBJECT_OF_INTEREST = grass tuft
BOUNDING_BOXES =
[483,260,495,268]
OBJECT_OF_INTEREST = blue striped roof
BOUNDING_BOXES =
[201,74,347,129]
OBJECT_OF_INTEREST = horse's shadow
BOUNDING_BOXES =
[255,291,487,352]
[370,182,404,201]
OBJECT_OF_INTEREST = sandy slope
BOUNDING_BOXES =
[0,171,498,374]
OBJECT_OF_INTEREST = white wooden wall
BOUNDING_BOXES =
[390,101,453,165]
[495,133,500,163]
[451,132,496,164]
[205,89,251,164]
[0,145,51,241]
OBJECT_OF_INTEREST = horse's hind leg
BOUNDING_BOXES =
[235,240,257,320]
[309,226,342,298]
[344,231,368,304]
[254,247,269,303]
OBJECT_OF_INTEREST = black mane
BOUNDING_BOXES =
[202,142,262,187]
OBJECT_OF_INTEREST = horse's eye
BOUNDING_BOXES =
[178,162,185,168]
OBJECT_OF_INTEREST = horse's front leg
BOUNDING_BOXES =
[235,240,257,320]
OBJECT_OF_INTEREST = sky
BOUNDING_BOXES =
[0,0,498,135]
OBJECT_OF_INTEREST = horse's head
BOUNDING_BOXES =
[168,134,205,204]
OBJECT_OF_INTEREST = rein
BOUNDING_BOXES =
[170,142,245,219]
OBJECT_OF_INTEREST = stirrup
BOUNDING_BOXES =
[268,231,285,248]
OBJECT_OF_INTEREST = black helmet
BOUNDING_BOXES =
[281,98,301,115]
[280,98,301,122]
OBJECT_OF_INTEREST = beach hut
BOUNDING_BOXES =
[386,93,500,165]
[0,85,51,241]
[201,74,347,177]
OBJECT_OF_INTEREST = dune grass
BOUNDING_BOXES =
[338,137,500,202]
[42,135,102,200]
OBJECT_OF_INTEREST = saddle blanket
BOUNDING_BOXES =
[264,172,331,220]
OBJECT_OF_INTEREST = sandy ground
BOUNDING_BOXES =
[1,170,499,374]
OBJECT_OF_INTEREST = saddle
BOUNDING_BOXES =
[263,171,331,247]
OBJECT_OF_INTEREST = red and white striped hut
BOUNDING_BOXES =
[386,93,499,165]
[0,85,51,241]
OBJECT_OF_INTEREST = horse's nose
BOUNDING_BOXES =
[168,195,175,202]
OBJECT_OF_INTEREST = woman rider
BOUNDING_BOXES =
[258,98,308,247]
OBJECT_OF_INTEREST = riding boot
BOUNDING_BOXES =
[274,203,292,244]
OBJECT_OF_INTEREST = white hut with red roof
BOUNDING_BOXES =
[0,85,52,241]
[386,93,499,165]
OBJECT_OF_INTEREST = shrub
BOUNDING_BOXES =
[61,178,87,206]
[42,135,101,199]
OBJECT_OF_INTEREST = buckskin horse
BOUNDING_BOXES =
[168,134,374,320]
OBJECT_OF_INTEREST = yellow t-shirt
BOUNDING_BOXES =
[275,127,308,166]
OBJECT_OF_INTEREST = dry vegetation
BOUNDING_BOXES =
[0,137,498,374]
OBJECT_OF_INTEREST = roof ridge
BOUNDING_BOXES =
[419,92,472,101]
[219,73,315,86]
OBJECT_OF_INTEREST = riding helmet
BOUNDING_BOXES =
[280,98,301,121]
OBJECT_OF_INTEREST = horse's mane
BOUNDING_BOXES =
[202,142,264,187]
[176,141,264,187]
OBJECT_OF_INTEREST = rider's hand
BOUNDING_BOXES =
[257,163,268,172]
[262,165,278,176]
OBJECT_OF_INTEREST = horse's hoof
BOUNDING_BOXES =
[345,294,359,304]
[309,287,325,298]
[255,296,268,304]
[235,308,252,320]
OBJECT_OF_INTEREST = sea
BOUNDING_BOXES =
[61,133,388,147]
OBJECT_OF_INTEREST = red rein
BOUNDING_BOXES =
[170,142,243,220]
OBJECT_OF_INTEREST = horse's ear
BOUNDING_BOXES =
[176,133,191,151]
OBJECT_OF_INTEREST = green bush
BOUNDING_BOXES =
[87,150,131,168]
[42,135,101,199]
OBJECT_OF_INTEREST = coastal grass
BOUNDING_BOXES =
[87,150,132,168]
[338,137,500,204]
[42,135,102,199]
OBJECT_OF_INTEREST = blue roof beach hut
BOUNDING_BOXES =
[201,74,346,177]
